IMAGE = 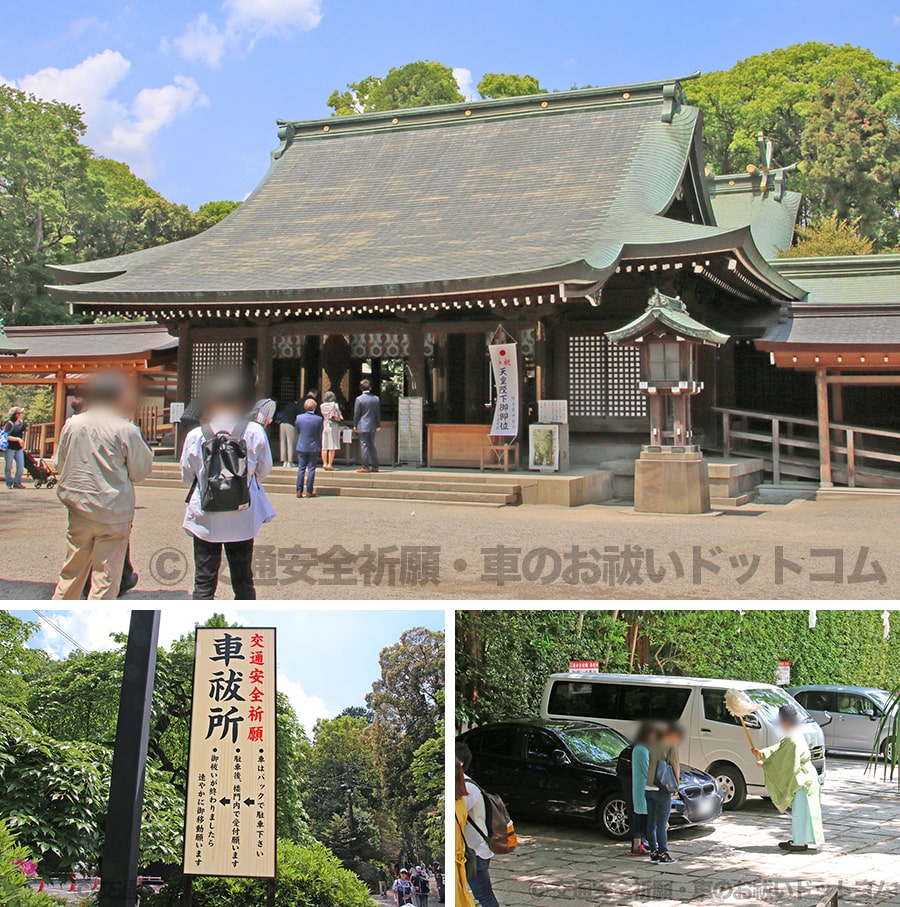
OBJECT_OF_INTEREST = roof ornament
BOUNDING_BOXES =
[747,132,797,201]
[605,288,730,346]
[660,81,687,124]
[271,122,296,161]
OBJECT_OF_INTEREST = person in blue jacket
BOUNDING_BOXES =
[294,398,323,497]
[630,723,659,856]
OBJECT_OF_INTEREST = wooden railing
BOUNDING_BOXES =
[714,406,900,488]
[24,422,55,458]
[815,888,839,907]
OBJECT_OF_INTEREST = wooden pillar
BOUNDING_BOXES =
[52,372,67,453]
[815,366,833,487]
[256,323,273,398]
[175,322,192,458]
[830,371,843,423]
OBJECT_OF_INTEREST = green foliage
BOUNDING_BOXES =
[0,386,55,426]
[0,613,47,710]
[0,706,183,876]
[144,836,372,907]
[687,42,900,249]
[411,716,444,855]
[366,628,444,854]
[328,61,463,115]
[477,73,545,99]
[778,212,875,258]
[0,819,63,907]
[194,200,241,231]
[457,610,900,725]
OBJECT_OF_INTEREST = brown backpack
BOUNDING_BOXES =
[467,784,517,855]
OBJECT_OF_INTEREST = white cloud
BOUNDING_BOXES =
[453,67,476,101]
[9,50,206,176]
[166,0,322,69]
[276,672,333,734]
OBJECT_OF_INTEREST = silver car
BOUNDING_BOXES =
[789,685,896,757]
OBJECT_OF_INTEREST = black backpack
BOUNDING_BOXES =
[194,420,251,512]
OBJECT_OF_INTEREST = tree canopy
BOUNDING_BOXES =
[0,85,238,325]
[687,42,900,250]
[477,73,545,99]
[328,61,464,116]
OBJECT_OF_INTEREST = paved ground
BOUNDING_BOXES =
[486,756,900,907]
[1,482,897,599]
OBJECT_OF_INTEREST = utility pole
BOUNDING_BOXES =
[341,764,356,835]
[99,611,161,907]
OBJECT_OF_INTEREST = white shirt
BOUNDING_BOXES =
[180,418,275,543]
[462,775,493,861]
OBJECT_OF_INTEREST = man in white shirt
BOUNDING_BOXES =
[181,372,274,599]
[458,742,501,907]
[52,372,153,600]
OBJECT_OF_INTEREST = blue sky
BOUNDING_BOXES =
[1,0,897,208]
[8,607,444,734]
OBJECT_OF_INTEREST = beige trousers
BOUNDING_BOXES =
[53,510,132,600]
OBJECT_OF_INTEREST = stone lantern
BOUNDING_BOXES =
[606,289,729,513]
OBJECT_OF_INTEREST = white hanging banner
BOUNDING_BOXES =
[489,342,519,437]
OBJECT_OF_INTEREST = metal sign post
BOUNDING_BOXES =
[99,610,161,907]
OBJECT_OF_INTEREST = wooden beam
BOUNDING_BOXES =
[815,366,832,488]
[824,374,900,386]
[53,373,67,454]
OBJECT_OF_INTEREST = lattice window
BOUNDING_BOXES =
[568,334,646,418]
[191,340,245,397]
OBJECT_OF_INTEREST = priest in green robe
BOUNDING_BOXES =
[752,703,825,852]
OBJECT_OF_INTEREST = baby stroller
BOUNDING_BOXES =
[23,450,57,488]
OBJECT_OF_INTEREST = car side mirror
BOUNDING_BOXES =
[820,710,834,727]
[551,749,570,765]
[866,710,878,721]
[743,713,761,730]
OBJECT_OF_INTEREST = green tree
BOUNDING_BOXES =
[411,715,444,855]
[687,42,900,249]
[194,200,241,231]
[0,613,47,712]
[366,628,444,854]
[779,212,875,258]
[328,61,463,115]
[477,73,545,99]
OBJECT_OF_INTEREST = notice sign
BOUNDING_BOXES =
[184,628,276,879]
[569,660,600,673]
[489,342,519,437]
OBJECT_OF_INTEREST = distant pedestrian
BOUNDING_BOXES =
[393,868,415,906]
[412,865,430,907]
[52,373,152,599]
[626,723,659,856]
[752,703,825,852]
[294,398,323,498]
[353,379,381,473]
[320,390,342,470]
[3,406,26,488]
[276,398,301,468]
[305,388,321,416]
[646,723,682,864]
[377,867,388,897]
[180,371,275,599]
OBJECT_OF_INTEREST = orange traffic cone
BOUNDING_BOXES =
[38,880,44,892]
[93,876,99,890]
[69,874,76,892]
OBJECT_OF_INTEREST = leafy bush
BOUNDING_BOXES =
[0,819,65,907]
[144,836,372,907]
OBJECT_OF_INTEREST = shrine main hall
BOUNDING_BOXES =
[46,76,900,499]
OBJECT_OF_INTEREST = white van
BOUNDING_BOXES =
[540,672,826,809]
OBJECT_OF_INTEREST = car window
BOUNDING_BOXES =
[618,685,690,721]
[524,730,559,762]
[798,690,835,712]
[702,689,742,726]
[547,681,618,719]
[835,693,874,716]
[478,728,520,758]
[557,727,628,766]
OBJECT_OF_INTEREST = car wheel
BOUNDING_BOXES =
[598,792,631,839]
[711,763,747,810]
[882,738,895,762]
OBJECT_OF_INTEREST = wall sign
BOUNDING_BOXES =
[184,628,277,879]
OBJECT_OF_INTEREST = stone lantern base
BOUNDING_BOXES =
[634,445,711,514]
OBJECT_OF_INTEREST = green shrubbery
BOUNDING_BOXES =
[143,836,372,907]
[0,819,65,907]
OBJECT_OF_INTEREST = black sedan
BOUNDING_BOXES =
[458,719,723,839]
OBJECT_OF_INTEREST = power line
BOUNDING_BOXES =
[33,610,89,654]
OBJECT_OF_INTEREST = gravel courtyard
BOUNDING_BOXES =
[1,483,897,599]
[487,756,900,907]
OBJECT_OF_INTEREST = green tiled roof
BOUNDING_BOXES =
[708,172,802,261]
[606,289,730,345]
[48,80,801,310]
[771,255,900,305]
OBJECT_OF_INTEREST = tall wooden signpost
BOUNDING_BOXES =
[99,610,161,907]
[183,628,278,906]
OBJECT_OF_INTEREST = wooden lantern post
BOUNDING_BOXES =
[606,289,729,513]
